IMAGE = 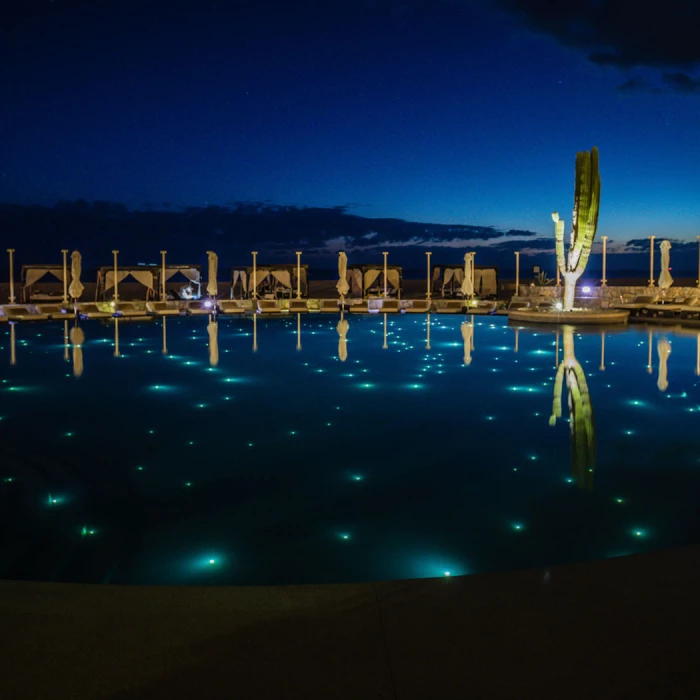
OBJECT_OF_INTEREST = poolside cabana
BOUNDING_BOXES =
[246,264,309,298]
[95,266,157,300]
[346,264,402,298]
[230,266,248,298]
[21,265,65,301]
[431,264,498,298]
[161,264,202,299]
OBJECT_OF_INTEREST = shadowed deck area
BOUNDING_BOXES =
[3,545,700,699]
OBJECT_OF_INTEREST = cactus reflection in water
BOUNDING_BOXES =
[549,326,596,489]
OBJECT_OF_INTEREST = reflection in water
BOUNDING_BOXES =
[114,318,120,358]
[64,320,70,362]
[162,317,168,355]
[514,327,519,353]
[425,313,431,350]
[599,332,605,371]
[549,325,596,490]
[657,337,671,392]
[208,317,219,367]
[253,313,258,352]
[70,325,85,378]
[461,321,473,365]
[382,313,388,350]
[337,314,349,362]
[647,328,653,374]
[296,313,302,351]
[10,323,16,366]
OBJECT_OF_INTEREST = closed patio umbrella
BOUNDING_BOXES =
[70,325,84,378]
[208,317,219,367]
[337,315,349,362]
[461,253,474,298]
[207,251,218,298]
[69,250,84,302]
[658,240,673,291]
[337,252,349,300]
[657,337,671,392]
[461,321,473,365]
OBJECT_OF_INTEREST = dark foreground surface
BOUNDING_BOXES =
[3,545,700,700]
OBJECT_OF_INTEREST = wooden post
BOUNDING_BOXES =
[426,252,432,300]
[601,236,608,287]
[160,250,167,300]
[382,252,388,298]
[7,249,15,303]
[514,252,520,297]
[648,236,655,287]
[296,251,302,299]
[112,250,119,302]
[61,249,69,303]
[252,251,258,300]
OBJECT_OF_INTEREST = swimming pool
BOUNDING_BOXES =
[1,314,699,585]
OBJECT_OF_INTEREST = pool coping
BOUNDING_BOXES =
[4,544,700,699]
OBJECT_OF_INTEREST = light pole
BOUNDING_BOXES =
[252,251,258,300]
[160,250,167,300]
[514,251,520,297]
[295,251,302,299]
[648,236,655,287]
[382,252,388,298]
[61,249,69,303]
[112,250,119,302]
[7,248,15,303]
[601,236,608,287]
[426,252,432,300]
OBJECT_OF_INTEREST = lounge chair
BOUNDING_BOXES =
[115,302,148,317]
[35,303,68,319]
[319,299,340,312]
[77,302,114,319]
[507,299,533,311]
[380,299,400,313]
[218,300,248,315]
[288,299,309,313]
[677,297,700,319]
[348,300,369,313]
[2,304,49,321]
[465,299,498,315]
[611,294,658,310]
[644,296,698,316]
[146,301,183,316]
[257,299,282,314]
[187,300,217,315]
[403,300,432,313]
[435,299,465,314]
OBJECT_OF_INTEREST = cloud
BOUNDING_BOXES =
[617,77,650,95]
[499,0,700,94]
[663,72,700,94]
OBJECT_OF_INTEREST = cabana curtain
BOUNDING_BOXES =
[24,268,64,287]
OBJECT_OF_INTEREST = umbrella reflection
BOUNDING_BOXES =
[337,313,349,362]
[549,325,596,490]
[461,321,473,365]
[70,324,85,378]
[657,337,671,392]
[208,317,219,367]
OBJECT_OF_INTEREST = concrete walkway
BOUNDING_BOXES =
[3,546,700,699]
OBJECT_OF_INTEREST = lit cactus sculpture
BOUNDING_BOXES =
[553,147,601,311]
[549,326,596,490]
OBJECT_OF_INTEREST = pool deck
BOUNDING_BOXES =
[3,545,700,699]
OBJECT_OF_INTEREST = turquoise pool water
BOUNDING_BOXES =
[1,314,699,585]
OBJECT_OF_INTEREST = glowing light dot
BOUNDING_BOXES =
[209,559,216,564]
[352,475,363,482]
[444,571,451,577]
[615,498,625,504]
[512,523,524,531]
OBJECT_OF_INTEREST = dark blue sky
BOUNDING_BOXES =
[2,0,700,255]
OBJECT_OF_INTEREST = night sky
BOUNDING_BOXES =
[2,0,700,272]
